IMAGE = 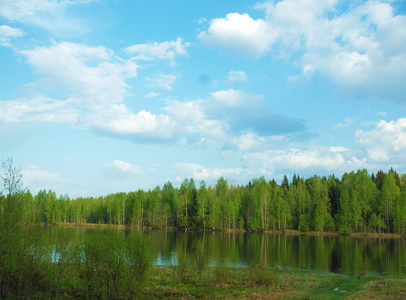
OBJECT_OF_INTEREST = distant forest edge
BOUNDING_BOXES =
[5,168,406,234]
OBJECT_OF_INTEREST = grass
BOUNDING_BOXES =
[3,262,405,299]
[144,266,406,299]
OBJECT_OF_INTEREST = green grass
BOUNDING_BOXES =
[144,266,406,299]
[2,261,405,299]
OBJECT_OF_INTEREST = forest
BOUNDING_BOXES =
[8,166,406,234]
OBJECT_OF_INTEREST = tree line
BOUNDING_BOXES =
[5,167,406,234]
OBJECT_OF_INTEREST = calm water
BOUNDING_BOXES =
[44,226,406,276]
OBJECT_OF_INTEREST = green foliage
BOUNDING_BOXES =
[246,266,280,287]
[212,262,229,286]
[172,242,192,281]
[73,229,153,299]
[5,163,406,235]
[191,239,209,277]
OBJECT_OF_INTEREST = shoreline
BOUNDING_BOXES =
[49,222,406,238]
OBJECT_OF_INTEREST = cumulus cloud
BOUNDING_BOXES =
[161,99,228,141]
[286,150,346,169]
[1,40,303,147]
[0,25,24,46]
[1,41,143,132]
[232,132,266,151]
[227,70,247,82]
[198,12,276,57]
[241,146,355,177]
[175,163,209,181]
[102,160,143,175]
[88,104,173,140]
[355,118,406,162]
[124,37,190,62]
[200,0,406,103]
[87,89,303,145]
[22,41,138,104]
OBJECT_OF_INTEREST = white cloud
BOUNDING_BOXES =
[0,0,96,35]
[0,96,77,124]
[144,91,160,99]
[0,25,24,46]
[21,41,138,106]
[227,70,247,83]
[88,104,173,139]
[147,73,177,90]
[232,132,266,151]
[0,0,98,35]
[287,150,346,169]
[1,40,302,146]
[355,118,406,162]
[22,165,59,186]
[200,0,406,102]
[210,89,262,108]
[198,13,276,57]
[162,99,228,141]
[124,37,190,62]
[102,160,143,175]
[242,147,351,175]
[276,0,406,101]
[174,162,246,183]
[175,163,209,181]
[329,146,350,153]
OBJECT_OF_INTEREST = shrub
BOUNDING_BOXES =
[213,263,229,286]
[73,230,153,299]
[191,240,209,277]
[172,243,192,281]
[247,265,280,287]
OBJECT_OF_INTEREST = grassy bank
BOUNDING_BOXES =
[1,257,405,298]
[144,266,406,299]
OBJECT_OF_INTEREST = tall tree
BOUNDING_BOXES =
[281,175,289,190]
[379,174,400,232]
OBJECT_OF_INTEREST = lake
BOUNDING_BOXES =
[45,226,406,276]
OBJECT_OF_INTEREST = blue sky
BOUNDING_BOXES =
[1,0,405,198]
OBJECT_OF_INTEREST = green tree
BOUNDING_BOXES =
[379,174,400,232]
[195,181,208,229]
[0,158,46,298]
[281,175,289,189]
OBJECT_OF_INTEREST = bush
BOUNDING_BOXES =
[172,243,192,281]
[213,263,229,286]
[247,265,280,287]
[73,230,153,299]
[191,240,209,277]
[0,197,48,299]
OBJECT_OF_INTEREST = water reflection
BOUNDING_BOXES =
[44,227,406,276]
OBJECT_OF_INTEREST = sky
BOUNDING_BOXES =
[0,0,406,198]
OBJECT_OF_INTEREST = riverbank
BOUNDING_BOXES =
[144,266,406,299]
[51,222,406,238]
